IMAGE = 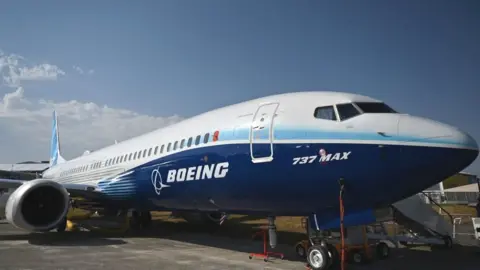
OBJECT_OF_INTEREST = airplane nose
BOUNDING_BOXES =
[398,115,478,150]
[453,129,479,151]
[393,115,478,196]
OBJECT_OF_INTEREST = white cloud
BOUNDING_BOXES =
[0,50,183,163]
[73,65,94,75]
[1,51,65,87]
[72,65,84,74]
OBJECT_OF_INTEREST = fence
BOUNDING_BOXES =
[421,191,479,205]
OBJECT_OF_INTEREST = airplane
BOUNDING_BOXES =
[0,91,478,269]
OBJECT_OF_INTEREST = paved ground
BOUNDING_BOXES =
[0,220,479,270]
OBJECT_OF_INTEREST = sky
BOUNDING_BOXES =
[0,0,479,175]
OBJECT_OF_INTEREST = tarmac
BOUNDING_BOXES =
[0,220,479,270]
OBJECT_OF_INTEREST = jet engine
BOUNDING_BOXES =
[4,179,70,232]
[173,211,228,226]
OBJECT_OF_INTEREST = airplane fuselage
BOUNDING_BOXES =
[40,91,479,217]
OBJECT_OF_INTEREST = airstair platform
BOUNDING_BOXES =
[367,193,454,248]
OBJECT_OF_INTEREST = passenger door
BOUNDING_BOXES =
[249,102,279,163]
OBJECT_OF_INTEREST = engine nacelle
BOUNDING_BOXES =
[5,179,70,232]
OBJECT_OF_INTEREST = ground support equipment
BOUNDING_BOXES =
[248,228,285,262]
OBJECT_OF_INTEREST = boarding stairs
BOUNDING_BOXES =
[367,192,454,248]
[390,192,454,247]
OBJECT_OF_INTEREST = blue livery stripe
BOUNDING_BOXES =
[215,126,477,148]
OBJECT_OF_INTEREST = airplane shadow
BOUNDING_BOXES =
[0,232,127,247]
[131,220,480,268]
[1,217,479,269]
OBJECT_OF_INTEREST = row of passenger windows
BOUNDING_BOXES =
[60,131,216,177]
[314,102,397,122]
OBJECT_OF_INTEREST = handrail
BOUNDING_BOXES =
[421,192,454,226]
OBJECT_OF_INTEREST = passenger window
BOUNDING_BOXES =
[119,156,124,163]
[195,135,201,145]
[143,149,147,158]
[167,143,171,152]
[336,103,360,121]
[154,146,158,155]
[187,137,192,147]
[128,153,133,160]
[203,133,210,144]
[160,145,164,153]
[314,106,337,121]
[174,141,178,150]
[148,148,152,156]
[180,139,185,149]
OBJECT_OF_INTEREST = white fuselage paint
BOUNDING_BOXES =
[39,91,477,190]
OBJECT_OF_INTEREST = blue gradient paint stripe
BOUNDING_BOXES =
[214,126,477,148]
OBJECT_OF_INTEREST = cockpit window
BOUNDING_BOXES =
[354,102,397,113]
[314,106,337,121]
[336,103,360,121]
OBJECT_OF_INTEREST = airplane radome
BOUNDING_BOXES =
[0,91,478,249]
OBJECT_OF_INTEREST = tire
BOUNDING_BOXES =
[443,236,453,249]
[307,245,329,270]
[141,211,152,228]
[129,210,141,230]
[56,217,67,232]
[295,243,307,258]
[326,243,339,268]
[376,242,390,259]
[350,250,364,264]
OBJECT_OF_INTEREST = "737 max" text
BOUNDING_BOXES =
[292,151,351,165]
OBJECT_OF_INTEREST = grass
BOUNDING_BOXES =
[66,203,477,245]
[432,204,477,223]
[151,212,307,245]
[432,204,477,216]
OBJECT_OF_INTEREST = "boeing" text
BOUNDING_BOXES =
[166,162,230,182]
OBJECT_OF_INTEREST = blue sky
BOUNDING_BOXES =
[0,0,479,175]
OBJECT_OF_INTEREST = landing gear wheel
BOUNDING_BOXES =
[443,236,453,249]
[306,245,329,270]
[129,210,152,230]
[295,243,307,258]
[376,242,390,259]
[141,211,152,228]
[326,243,339,268]
[129,210,141,230]
[56,217,67,232]
[350,250,365,264]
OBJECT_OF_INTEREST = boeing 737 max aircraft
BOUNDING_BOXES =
[0,91,478,262]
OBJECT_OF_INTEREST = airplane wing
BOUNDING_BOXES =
[0,178,104,201]
[0,179,25,189]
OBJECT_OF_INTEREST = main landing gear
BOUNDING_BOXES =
[129,210,152,230]
[56,216,67,232]
[248,216,285,262]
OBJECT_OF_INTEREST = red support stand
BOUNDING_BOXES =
[248,228,284,262]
